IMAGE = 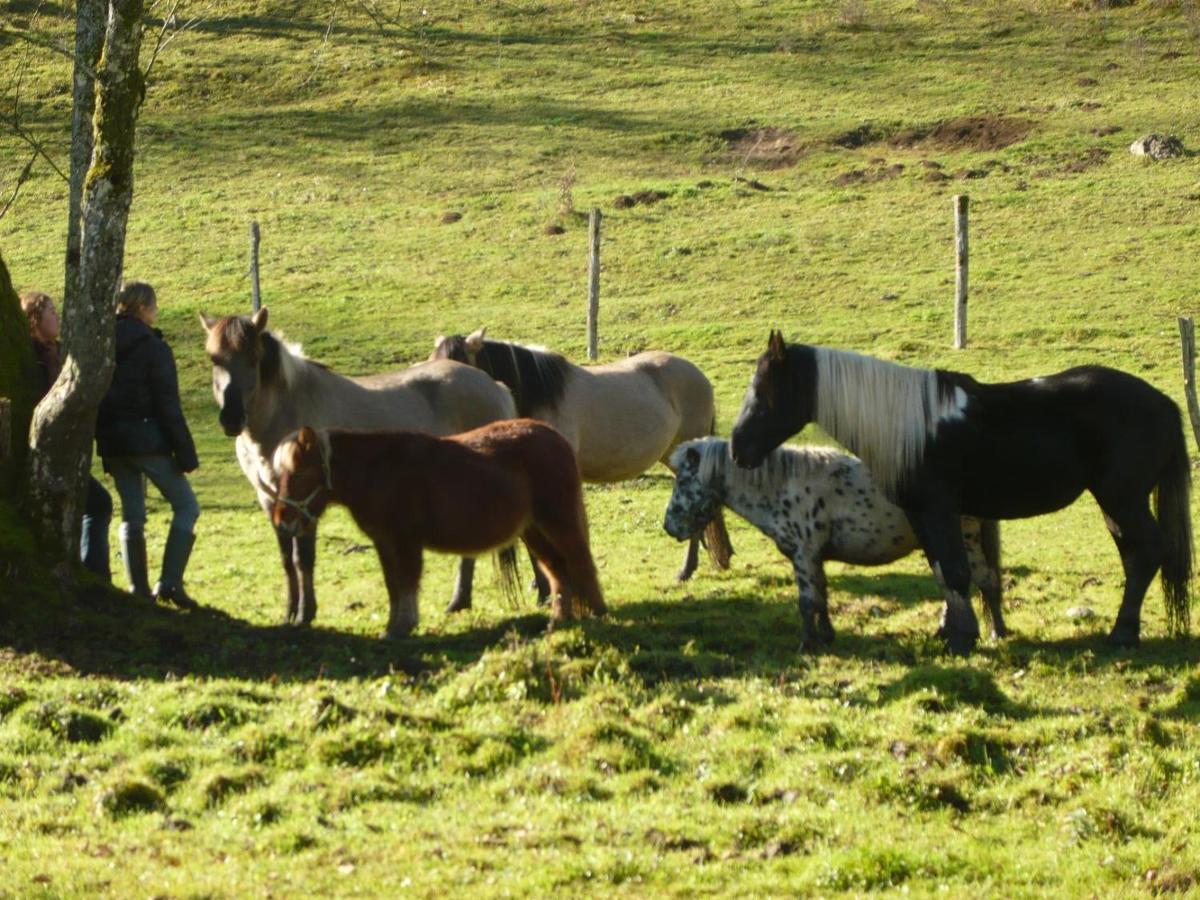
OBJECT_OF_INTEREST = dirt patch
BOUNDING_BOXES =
[832,162,904,187]
[1076,76,1099,87]
[613,189,670,209]
[892,116,1035,152]
[543,223,565,236]
[719,126,803,168]
[1092,124,1122,137]
[1061,147,1110,174]
[830,123,891,149]
[440,211,463,224]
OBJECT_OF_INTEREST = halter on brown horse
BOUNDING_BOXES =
[266,420,606,637]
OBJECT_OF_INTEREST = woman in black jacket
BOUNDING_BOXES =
[96,281,201,608]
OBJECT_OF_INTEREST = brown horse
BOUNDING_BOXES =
[430,329,733,600]
[200,308,516,628]
[264,420,606,637]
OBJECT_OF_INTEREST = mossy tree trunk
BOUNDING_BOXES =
[64,0,108,310]
[25,1,146,568]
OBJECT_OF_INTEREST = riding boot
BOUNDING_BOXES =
[154,525,199,610]
[119,523,152,599]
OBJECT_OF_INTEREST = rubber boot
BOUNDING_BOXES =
[154,526,199,610]
[80,477,113,581]
[119,522,152,599]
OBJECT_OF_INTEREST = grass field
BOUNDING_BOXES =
[4,1,1200,895]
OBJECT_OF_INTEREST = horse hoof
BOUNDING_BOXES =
[675,568,695,584]
[944,633,978,657]
[1106,628,1140,649]
[384,625,415,640]
[445,599,472,614]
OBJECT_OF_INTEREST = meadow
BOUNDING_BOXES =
[3,0,1200,895]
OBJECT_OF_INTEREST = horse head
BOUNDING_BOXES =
[664,442,723,540]
[269,426,331,536]
[200,307,273,436]
[731,330,813,469]
[429,327,487,366]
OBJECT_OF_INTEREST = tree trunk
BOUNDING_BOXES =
[25,1,146,566]
[0,253,36,495]
[64,0,108,312]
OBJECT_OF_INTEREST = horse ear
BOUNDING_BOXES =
[685,446,701,468]
[297,425,317,448]
[251,307,269,333]
[199,311,217,332]
[768,330,786,360]
[465,327,487,353]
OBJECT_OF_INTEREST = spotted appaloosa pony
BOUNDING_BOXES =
[731,331,1193,655]
[265,421,606,637]
[663,437,1003,647]
[430,329,733,600]
[200,308,515,628]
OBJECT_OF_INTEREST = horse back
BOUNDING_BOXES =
[351,359,515,435]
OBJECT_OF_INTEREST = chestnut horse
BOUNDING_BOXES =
[265,420,606,637]
[200,308,515,628]
[430,328,733,600]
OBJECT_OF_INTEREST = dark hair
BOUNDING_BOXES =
[116,281,157,317]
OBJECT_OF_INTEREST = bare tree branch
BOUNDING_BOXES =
[0,112,69,182]
[299,1,342,88]
[0,152,37,222]
[0,23,100,80]
[143,0,214,80]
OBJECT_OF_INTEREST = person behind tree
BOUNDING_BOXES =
[20,290,113,580]
[95,281,201,608]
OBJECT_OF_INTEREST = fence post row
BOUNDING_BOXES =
[586,208,601,362]
[954,194,968,349]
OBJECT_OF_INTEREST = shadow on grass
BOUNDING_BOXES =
[4,580,1197,687]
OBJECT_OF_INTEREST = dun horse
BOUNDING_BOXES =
[200,309,516,627]
[265,421,606,636]
[664,437,1004,646]
[731,331,1192,655]
[430,328,733,599]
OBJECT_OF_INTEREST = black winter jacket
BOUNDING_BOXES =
[95,316,199,472]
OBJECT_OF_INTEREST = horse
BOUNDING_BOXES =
[730,331,1192,655]
[199,308,516,628]
[663,437,1004,646]
[429,328,733,600]
[263,421,606,636]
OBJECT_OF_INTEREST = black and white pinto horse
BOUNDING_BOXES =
[663,437,1004,646]
[730,331,1192,655]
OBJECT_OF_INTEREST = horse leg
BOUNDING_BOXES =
[965,519,1007,639]
[274,526,301,625]
[293,529,318,625]
[676,536,700,582]
[790,553,832,647]
[378,539,422,639]
[539,520,607,618]
[446,558,475,614]
[908,508,980,656]
[529,547,551,605]
[523,529,574,625]
[1094,493,1163,648]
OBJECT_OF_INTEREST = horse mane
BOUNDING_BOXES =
[810,346,966,497]
[474,339,570,417]
[672,436,848,494]
[211,314,315,390]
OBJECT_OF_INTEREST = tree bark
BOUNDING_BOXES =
[64,0,108,312]
[25,1,146,566]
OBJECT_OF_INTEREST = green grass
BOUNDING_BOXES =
[4,0,1200,895]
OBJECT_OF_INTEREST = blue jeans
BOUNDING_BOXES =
[107,455,200,533]
[80,476,112,579]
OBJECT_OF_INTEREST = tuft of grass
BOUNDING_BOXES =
[95,778,166,818]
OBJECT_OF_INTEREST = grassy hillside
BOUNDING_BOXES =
[3,1,1200,895]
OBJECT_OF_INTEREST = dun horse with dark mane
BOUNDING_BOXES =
[731,331,1192,655]
[200,309,516,628]
[431,329,733,599]
[265,420,606,636]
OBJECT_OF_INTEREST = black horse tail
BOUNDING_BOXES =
[703,414,734,570]
[1156,417,1193,636]
[494,544,523,609]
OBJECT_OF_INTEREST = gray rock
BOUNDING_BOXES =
[1129,134,1184,159]
[1066,605,1097,621]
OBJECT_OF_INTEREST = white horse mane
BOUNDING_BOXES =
[672,436,848,494]
[812,347,966,497]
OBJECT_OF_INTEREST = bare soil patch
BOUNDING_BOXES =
[613,190,670,209]
[719,126,803,168]
[831,162,904,187]
[892,116,1035,152]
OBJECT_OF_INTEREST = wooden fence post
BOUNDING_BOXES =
[1178,317,1200,453]
[249,221,262,312]
[953,194,968,349]
[586,208,601,361]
